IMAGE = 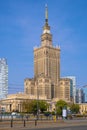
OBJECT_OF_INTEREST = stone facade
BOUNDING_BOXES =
[79,103,87,114]
[0,93,49,112]
[59,78,71,102]
[24,76,52,100]
[24,6,72,103]
[33,8,60,99]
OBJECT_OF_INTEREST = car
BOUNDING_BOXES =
[11,112,17,116]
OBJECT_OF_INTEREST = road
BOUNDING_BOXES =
[28,126,87,130]
[0,119,87,130]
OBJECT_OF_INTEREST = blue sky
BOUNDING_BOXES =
[0,0,87,93]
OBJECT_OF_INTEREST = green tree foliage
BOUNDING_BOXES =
[22,100,48,114]
[22,100,33,113]
[39,100,49,113]
[55,100,67,115]
[70,104,80,114]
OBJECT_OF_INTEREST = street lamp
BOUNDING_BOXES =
[36,85,39,120]
[36,73,43,120]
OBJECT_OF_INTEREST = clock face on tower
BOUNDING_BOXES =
[43,29,50,34]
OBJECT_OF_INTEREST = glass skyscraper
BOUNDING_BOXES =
[76,88,84,103]
[67,76,76,103]
[82,85,87,103]
[0,58,8,99]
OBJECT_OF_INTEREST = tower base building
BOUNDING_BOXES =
[24,6,73,103]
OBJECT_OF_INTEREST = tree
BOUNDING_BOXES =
[55,100,67,115]
[22,100,49,114]
[39,101,49,113]
[22,100,33,113]
[70,104,80,114]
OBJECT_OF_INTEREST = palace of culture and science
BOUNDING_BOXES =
[24,6,73,103]
[0,6,76,113]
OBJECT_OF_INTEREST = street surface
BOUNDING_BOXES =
[0,119,87,130]
[29,126,87,130]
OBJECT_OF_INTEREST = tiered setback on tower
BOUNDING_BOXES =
[24,6,73,102]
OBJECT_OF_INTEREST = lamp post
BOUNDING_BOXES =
[36,73,43,120]
[36,85,39,120]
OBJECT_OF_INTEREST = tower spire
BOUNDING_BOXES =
[45,4,48,23]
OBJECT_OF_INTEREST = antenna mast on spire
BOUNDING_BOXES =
[45,4,48,23]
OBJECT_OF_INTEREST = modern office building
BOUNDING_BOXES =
[82,85,87,103]
[76,88,84,103]
[0,58,8,99]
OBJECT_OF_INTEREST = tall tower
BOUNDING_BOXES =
[0,58,8,99]
[34,6,60,92]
